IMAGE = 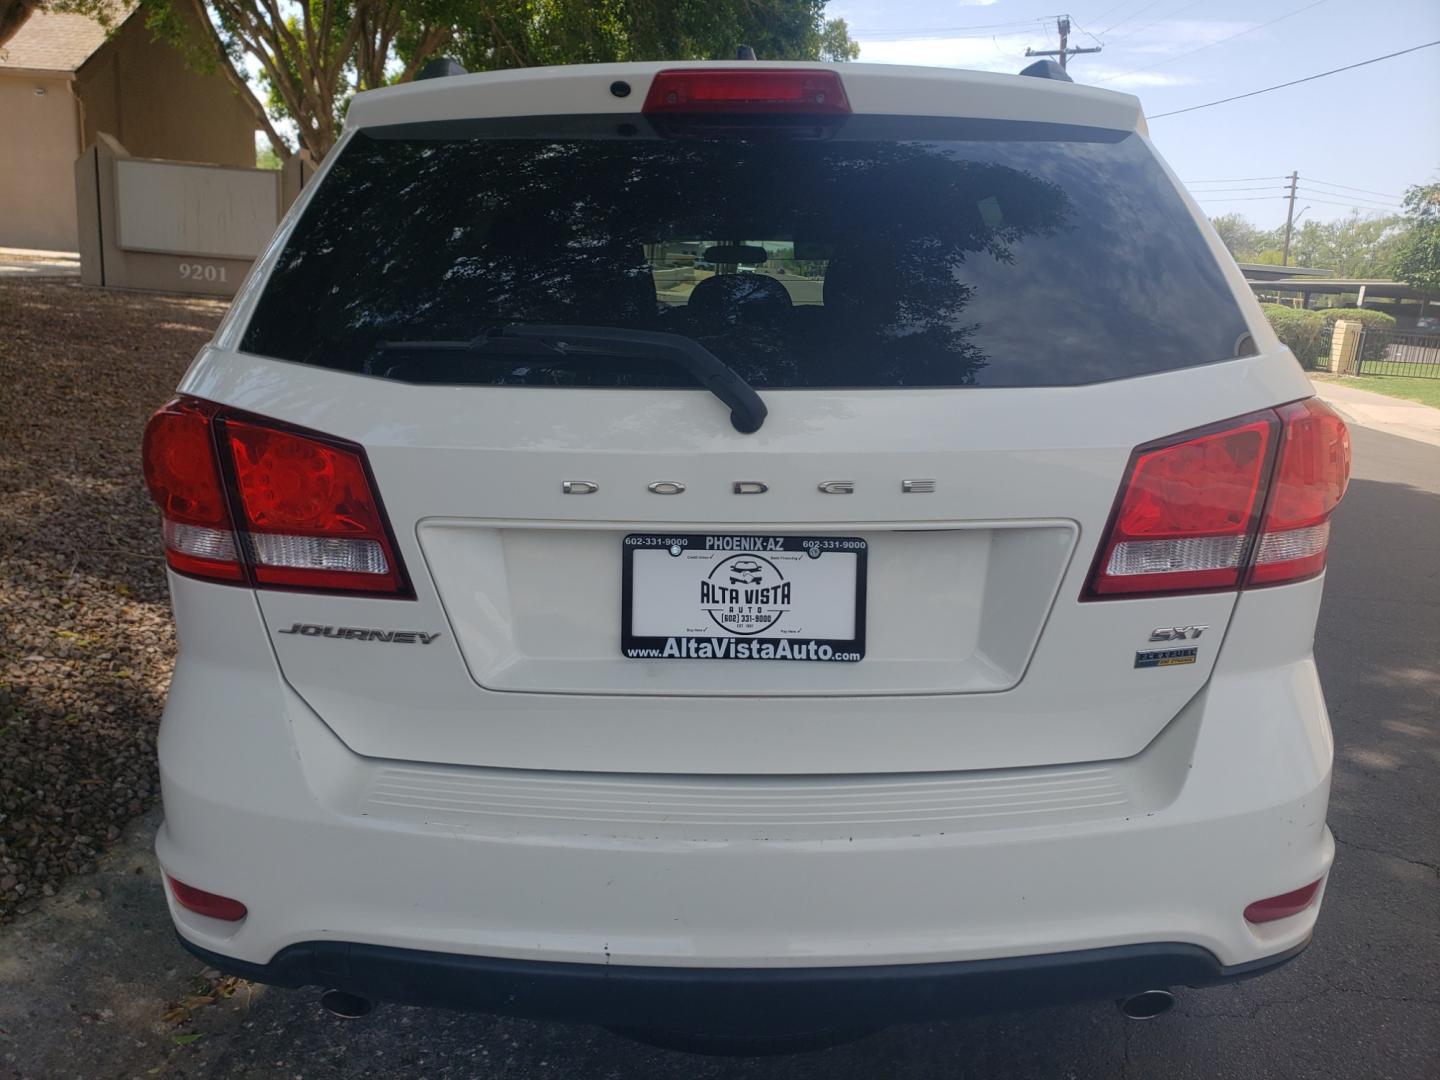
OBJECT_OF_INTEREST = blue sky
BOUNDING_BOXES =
[828,0,1440,227]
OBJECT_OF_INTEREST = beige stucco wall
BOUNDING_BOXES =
[74,11,255,168]
[0,73,81,250]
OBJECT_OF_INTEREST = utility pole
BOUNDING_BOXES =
[1025,16,1102,71]
[1281,171,1299,267]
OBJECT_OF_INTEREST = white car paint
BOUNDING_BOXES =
[153,61,1337,1017]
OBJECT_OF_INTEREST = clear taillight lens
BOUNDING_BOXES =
[141,397,410,596]
[1086,398,1349,598]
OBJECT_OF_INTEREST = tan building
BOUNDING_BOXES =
[0,6,257,251]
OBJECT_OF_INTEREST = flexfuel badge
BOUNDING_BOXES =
[1135,647,1199,669]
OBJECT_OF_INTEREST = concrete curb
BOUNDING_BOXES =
[1310,378,1440,450]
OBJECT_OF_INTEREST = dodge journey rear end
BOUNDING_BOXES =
[143,61,1348,1038]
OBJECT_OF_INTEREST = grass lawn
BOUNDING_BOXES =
[1309,373,1440,410]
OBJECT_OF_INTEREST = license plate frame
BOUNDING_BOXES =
[621,533,867,663]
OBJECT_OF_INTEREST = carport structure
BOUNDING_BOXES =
[1242,267,1438,329]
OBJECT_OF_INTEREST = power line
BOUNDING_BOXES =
[1105,0,1212,44]
[1104,0,1333,82]
[1298,194,1403,212]
[1087,0,1142,28]
[1192,195,1289,202]
[1147,40,1440,119]
[1182,176,1288,183]
[1296,198,1403,213]
[1066,16,1106,48]
[1185,184,1291,192]
[1298,194,1405,213]
[1100,0,1172,36]
[1303,178,1403,201]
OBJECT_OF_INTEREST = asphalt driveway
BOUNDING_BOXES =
[1,424,1436,1080]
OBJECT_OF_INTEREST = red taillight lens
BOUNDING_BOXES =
[1087,398,1349,599]
[225,420,405,593]
[141,397,409,596]
[141,399,244,582]
[1249,398,1350,586]
[166,874,248,921]
[643,69,850,114]
[1088,415,1276,596]
[1244,879,1323,924]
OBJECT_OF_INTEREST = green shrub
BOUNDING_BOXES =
[1316,307,1397,331]
[1317,307,1397,362]
[1261,303,1329,367]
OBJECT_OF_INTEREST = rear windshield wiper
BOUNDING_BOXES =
[376,324,767,434]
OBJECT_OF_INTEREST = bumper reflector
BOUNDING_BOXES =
[1244,879,1323,924]
[166,875,248,922]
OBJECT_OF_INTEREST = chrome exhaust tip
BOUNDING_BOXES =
[320,988,373,1019]
[1118,989,1175,1020]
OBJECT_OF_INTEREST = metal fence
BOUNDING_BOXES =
[1357,330,1440,379]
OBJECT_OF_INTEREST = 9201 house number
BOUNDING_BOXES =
[179,262,228,283]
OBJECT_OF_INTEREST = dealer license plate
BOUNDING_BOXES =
[622,534,866,662]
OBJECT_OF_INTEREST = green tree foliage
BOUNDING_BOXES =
[1212,209,1407,277]
[1288,211,1405,278]
[1209,213,1281,263]
[453,2,854,76]
[58,2,856,162]
[1393,182,1440,292]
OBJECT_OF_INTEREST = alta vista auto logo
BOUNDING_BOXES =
[699,554,792,635]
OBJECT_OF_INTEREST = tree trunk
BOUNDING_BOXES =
[179,0,292,160]
[0,0,38,48]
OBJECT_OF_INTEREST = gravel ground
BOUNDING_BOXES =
[0,281,226,922]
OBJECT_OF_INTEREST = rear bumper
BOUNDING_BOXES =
[176,935,1308,1032]
[157,577,1335,1003]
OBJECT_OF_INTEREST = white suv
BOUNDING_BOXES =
[143,61,1349,1039]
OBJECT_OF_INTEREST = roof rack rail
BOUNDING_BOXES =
[1019,59,1072,83]
[417,57,467,81]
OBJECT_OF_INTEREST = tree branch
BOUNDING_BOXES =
[397,24,449,82]
[177,0,291,159]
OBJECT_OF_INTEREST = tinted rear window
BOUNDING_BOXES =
[241,115,1251,389]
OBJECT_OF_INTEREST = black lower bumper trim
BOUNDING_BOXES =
[178,935,1307,1033]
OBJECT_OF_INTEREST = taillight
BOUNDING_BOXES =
[1088,413,1276,596]
[141,400,244,582]
[1249,399,1350,586]
[1086,398,1349,598]
[142,397,410,597]
[643,69,850,115]
[225,420,405,593]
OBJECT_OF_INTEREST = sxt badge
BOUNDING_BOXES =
[1149,625,1208,642]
